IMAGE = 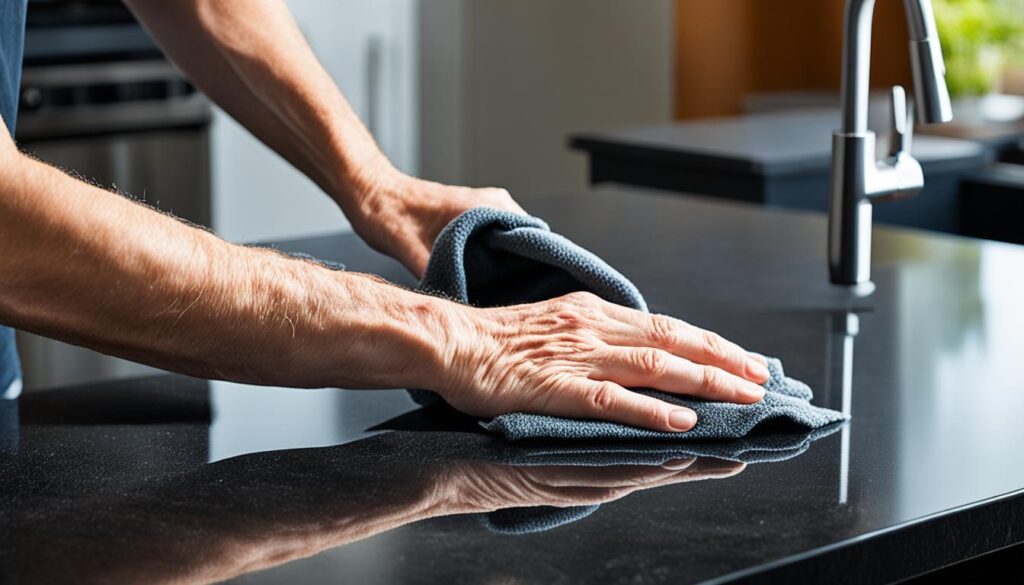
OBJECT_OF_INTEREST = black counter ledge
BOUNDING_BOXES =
[4,187,1024,584]
[570,109,992,236]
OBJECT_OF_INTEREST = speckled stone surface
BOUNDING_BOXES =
[5,188,1024,584]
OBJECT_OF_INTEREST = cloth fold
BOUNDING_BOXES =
[413,207,846,441]
[418,208,646,310]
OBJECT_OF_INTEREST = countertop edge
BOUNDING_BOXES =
[708,487,1024,584]
[569,132,989,178]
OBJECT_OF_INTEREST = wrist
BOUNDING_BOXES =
[328,153,412,224]
[314,271,471,391]
[411,294,488,396]
[333,165,425,249]
[428,304,511,413]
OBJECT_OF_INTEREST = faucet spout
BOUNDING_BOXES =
[904,0,953,123]
[828,0,952,286]
[839,0,952,134]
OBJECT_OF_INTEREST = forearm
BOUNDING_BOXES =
[122,0,396,215]
[124,0,523,276]
[0,150,454,390]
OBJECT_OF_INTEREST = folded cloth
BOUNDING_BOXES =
[418,207,647,310]
[412,207,846,440]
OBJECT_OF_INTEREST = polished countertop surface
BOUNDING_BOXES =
[4,187,1024,584]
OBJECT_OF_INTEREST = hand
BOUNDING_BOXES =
[438,292,770,433]
[349,173,525,278]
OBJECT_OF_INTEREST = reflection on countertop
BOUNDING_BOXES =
[6,379,849,584]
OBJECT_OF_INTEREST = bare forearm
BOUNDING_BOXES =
[0,151,453,389]
[123,0,525,276]
[123,0,393,213]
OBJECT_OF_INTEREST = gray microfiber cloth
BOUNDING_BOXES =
[412,207,846,440]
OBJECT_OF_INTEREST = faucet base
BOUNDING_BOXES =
[828,280,877,298]
[828,132,876,286]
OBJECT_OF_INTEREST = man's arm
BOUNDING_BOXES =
[0,135,451,391]
[0,128,767,432]
[122,0,520,278]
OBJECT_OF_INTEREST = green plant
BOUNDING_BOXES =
[933,0,1024,96]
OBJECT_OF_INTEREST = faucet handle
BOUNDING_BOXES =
[888,85,914,158]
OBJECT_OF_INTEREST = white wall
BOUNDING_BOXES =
[419,0,674,194]
[212,0,418,244]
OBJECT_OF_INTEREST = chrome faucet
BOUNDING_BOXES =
[828,0,953,286]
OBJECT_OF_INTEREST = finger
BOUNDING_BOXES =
[547,380,699,432]
[500,197,527,216]
[590,347,765,404]
[535,486,638,506]
[395,240,430,280]
[515,459,741,507]
[661,458,697,471]
[408,251,429,280]
[521,463,692,489]
[599,306,769,384]
[672,459,747,482]
[584,459,745,495]
[481,187,527,215]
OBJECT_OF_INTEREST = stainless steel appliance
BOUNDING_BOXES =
[16,0,212,390]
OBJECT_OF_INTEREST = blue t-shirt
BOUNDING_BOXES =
[1,0,27,399]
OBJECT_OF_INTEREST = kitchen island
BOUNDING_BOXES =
[3,187,1024,584]
[570,109,991,237]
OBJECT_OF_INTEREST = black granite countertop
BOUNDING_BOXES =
[4,187,1024,584]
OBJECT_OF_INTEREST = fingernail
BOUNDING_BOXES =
[748,351,768,364]
[746,358,770,382]
[661,457,696,470]
[669,409,697,431]
[744,383,766,402]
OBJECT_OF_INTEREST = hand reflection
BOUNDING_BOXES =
[8,432,744,584]
[441,457,745,514]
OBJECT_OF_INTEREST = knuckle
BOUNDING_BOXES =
[701,330,726,360]
[700,366,723,393]
[548,300,582,325]
[552,308,583,330]
[649,314,680,348]
[634,348,668,378]
[550,293,603,332]
[547,296,574,314]
[565,291,600,308]
[589,383,618,414]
